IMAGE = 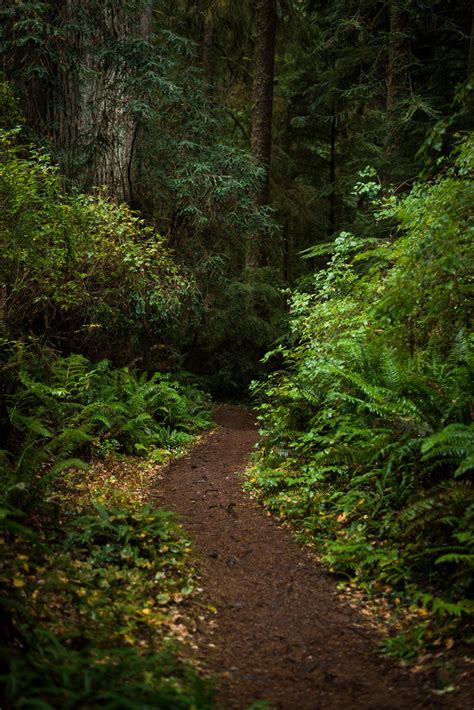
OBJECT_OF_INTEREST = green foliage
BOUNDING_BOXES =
[421,424,474,478]
[1,342,210,509]
[248,137,474,649]
[0,73,23,128]
[185,267,284,395]
[378,136,474,349]
[0,128,192,362]
[131,25,283,393]
[3,638,214,710]
[138,60,276,239]
[0,340,212,708]
[0,472,214,709]
[265,0,472,283]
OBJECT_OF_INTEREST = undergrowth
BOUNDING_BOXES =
[0,103,216,705]
[0,108,215,707]
[248,137,474,659]
[0,343,213,707]
[0,456,214,708]
[1,342,211,508]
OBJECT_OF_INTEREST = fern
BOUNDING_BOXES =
[1,346,211,509]
[421,423,474,477]
[400,481,474,527]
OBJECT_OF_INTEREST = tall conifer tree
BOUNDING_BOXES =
[246,0,277,268]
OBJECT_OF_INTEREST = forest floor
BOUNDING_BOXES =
[152,404,471,710]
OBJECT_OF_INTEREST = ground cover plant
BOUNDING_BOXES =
[248,136,474,658]
[1,345,211,500]
[0,114,213,706]
[0,451,214,708]
[0,345,214,707]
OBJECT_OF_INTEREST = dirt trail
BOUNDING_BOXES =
[153,405,460,710]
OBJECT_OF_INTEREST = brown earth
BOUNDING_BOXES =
[153,404,471,710]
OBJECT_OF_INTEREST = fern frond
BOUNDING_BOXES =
[421,423,474,477]
[401,481,474,528]
[455,454,474,478]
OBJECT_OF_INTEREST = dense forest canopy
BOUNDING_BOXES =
[0,0,473,706]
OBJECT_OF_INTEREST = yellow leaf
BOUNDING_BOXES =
[445,638,455,650]
[13,578,25,588]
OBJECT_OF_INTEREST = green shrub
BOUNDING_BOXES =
[0,128,192,363]
[0,497,213,710]
[249,137,474,646]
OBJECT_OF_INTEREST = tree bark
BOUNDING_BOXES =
[54,1,154,202]
[246,0,277,269]
[328,112,337,238]
[14,0,153,203]
[468,0,474,80]
[384,0,408,183]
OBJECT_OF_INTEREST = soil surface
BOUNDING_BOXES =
[153,405,469,710]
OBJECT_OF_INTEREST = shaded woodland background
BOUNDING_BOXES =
[2,0,472,389]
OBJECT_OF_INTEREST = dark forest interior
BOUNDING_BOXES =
[1,1,473,707]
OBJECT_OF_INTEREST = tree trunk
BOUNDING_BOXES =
[328,112,337,238]
[246,0,277,269]
[202,23,217,106]
[55,1,153,202]
[468,0,474,80]
[384,0,408,183]
[16,0,153,203]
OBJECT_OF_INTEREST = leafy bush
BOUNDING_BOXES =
[0,128,192,363]
[248,137,474,647]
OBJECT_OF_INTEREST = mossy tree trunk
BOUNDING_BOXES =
[10,0,153,203]
[55,1,153,202]
[246,0,277,269]
[384,0,409,184]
